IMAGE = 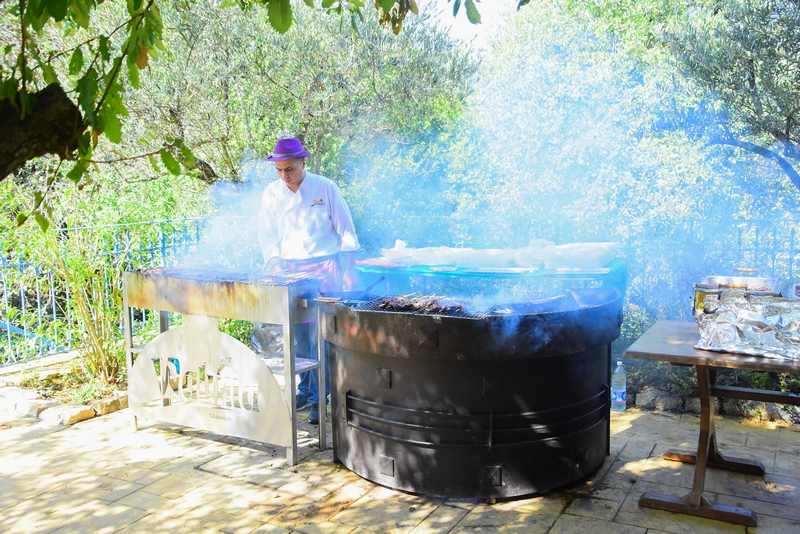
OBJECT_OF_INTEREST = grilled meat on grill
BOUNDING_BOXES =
[379,295,465,314]
[379,296,417,311]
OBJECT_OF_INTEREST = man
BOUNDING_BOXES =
[257,137,360,424]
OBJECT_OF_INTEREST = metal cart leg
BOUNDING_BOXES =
[283,320,297,467]
[317,306,327,450]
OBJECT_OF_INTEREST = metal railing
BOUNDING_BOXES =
[2,216,799,366]
[0,218,260,367]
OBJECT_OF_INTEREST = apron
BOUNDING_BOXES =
[282,255,342,293]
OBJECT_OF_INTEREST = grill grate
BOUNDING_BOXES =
[354,296,495,319]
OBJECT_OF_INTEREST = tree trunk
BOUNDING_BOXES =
[0,84,83,179]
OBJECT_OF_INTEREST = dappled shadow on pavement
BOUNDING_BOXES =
[1,405,799,533]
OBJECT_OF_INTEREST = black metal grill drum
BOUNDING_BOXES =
[319,288,623,499]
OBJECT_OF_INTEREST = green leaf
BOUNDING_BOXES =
[68,47,84,76]
[77,131,91,157]
[18,90,31,118]
[348,0,363,7]
[127,57,140,88]
[15,213,28,226]
[304,0,314,6]
[126,0,143,15]
[104,110,122,143]
[66,161,86,184]
[517,0,530,9]
[146,3,164,33]
[107,90,129,117]
[45,0,68,21]
[268,0,293,33]
[148,153,161,173]
[160,149,181,175]
[178,142,196,168]
[452,0,461,17]
[465,0,481,24]
[127,36,139,63]
[0,79,15,102]
[98,37,110,62]
[42,64,58,84]
[29,0,48,19]
[34,212,50,233]
[69,0,91,27]
[378,0,394,13]
[30,7,50,32]
[34,191,44,206]
[321,0,335,7]
[76,72,97,125]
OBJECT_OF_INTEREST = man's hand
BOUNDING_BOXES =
[343,268,358,291]
[342,251,358,291]
[266,257,283,274]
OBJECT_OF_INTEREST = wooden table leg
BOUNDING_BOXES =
[638,365,758,526]
[662,368,765,476]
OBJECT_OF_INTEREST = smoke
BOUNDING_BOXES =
[176,154,274,271]
[341,3,800,320]
[171,2,800,327]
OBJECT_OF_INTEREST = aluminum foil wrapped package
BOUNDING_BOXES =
[695,289,800,359]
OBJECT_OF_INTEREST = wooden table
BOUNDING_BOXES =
[624,320,800,526]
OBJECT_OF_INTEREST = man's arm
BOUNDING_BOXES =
[328,183,360,254]
[327,182,360,290]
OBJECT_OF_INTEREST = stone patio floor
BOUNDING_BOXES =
[1,397,799,533]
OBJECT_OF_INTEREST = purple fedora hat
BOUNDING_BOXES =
[266,138,309,161]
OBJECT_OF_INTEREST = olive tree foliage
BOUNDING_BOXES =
[444,2,732,236]
[577,0,800,191]
[0,0,487,230]
[398,0,799,322]
[346,0,800,260]
[668,0,800,189]
[116,0,477,189]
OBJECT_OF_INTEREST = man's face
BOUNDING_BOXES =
[275,158,306,192]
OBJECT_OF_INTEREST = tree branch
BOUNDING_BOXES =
[92,0,154,117]
[86,145,171,164]
[19,0,27,94]
[1,84,83,179]
[48,37,99,63]
[709,136,800,190]
[30,160,63,213]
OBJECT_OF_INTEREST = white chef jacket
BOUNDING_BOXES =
[257,171,360,262]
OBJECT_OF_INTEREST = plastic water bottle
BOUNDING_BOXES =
[611,360,627,412]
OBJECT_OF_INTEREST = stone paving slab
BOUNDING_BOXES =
[2,401,800,533]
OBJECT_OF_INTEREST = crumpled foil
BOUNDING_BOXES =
[695,289,800,359]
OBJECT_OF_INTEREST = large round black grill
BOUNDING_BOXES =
[318,288,623,499]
